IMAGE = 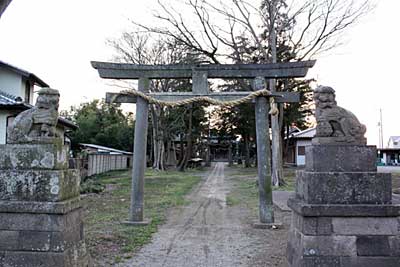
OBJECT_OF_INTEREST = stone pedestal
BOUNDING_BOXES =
[287,145,400,267]
[0,143,90,267]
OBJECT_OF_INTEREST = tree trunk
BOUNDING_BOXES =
[178,133,184,167]
[284,123,290,165]
[269,2,284,187]
[278,103,287,186]
[159,139,165,170]
[151,107,159,169]
[228,142,233,166]
[244,134,251,168]
[148,120,154,166]
[151,106,166,171]
[179,106,193,171]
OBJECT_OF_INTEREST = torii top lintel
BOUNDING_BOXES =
[91,60,316,80]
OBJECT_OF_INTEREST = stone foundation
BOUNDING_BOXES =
[0,200,89,266]
[0,143,90,267]
[287,145,400,266]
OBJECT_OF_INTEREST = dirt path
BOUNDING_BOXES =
[117,163,289,267]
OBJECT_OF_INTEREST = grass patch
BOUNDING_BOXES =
[83,169,202,265]
[226,195,240,206]
[273,168,296,191]
[226,175,259,214]
[228,166,296,191]
[225,166,297,215]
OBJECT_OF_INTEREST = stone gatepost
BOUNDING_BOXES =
[0,88,90,266]
[287,86,400,266]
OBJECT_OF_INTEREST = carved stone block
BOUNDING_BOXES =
[0,143,69,170]
[0,201,89,266]
[305,145,376,172]
[295,171,392,204]
[0,169,80,202]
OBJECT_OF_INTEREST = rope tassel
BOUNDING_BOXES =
[269,97,279,116]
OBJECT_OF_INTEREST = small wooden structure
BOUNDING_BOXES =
[92,60,315,225]
[71,143,133,177]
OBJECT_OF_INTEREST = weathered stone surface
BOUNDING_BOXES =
[7,88,61,144]
[0,144,69,170]
[0,206,89,266]
[51,222,84,252]
[296,171,391,204]
[0,252,4,266]
[286,229,300,266]
[19,231,52,252]
[388,236,400,256]
[0,198,81,214]
[313,86,366,145]
[0,207,82,231]
[301,256,342,267]
[291,212,332,235]
[317,217,333,235]
[305,145,376,172]
[287,198,400,265]
[0,228,83,253]
[0,242,90,267]
[288,91,400,266]
[0,89,90,266]
[0,169,80,202]
[356,236,390,256]
[332,217,398,235]
[299,256,400,267]
[64,242,90,267]
[0,231,19,251]
[1,251,64,267]
[287,197,400,217]
[302,235,357,256]
[92,60,316,79]
[346,257,400,267]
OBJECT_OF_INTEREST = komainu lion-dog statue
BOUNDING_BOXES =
[7,88,60,144]
[313,85,366,145]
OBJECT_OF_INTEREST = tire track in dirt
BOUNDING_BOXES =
[117,163,290,267]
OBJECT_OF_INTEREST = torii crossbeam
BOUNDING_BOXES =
[91,60,315,226]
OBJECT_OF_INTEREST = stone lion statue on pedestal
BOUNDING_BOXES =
[313,86,366,145]
[7,88,60,144]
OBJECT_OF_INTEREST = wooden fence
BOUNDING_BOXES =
[70,153,133,178]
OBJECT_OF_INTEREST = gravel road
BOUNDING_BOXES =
[117,162,290,267]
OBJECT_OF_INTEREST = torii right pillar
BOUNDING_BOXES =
[287,86,400,266]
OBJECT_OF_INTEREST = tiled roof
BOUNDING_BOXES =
[291,127,316,139]
[389,136,400,142]
[0,90,24,105]
[80,143,133,155]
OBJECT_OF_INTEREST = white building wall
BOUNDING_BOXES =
[0,68,24,97]
[0,111,11,144]
[388,138,400,148]
[383,153,387,164]
[296,139,312,166]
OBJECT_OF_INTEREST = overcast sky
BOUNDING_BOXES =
[0,0,399,146]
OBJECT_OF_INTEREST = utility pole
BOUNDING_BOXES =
[379,108,384,148]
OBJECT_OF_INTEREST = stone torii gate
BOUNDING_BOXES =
[91,60,315,225]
